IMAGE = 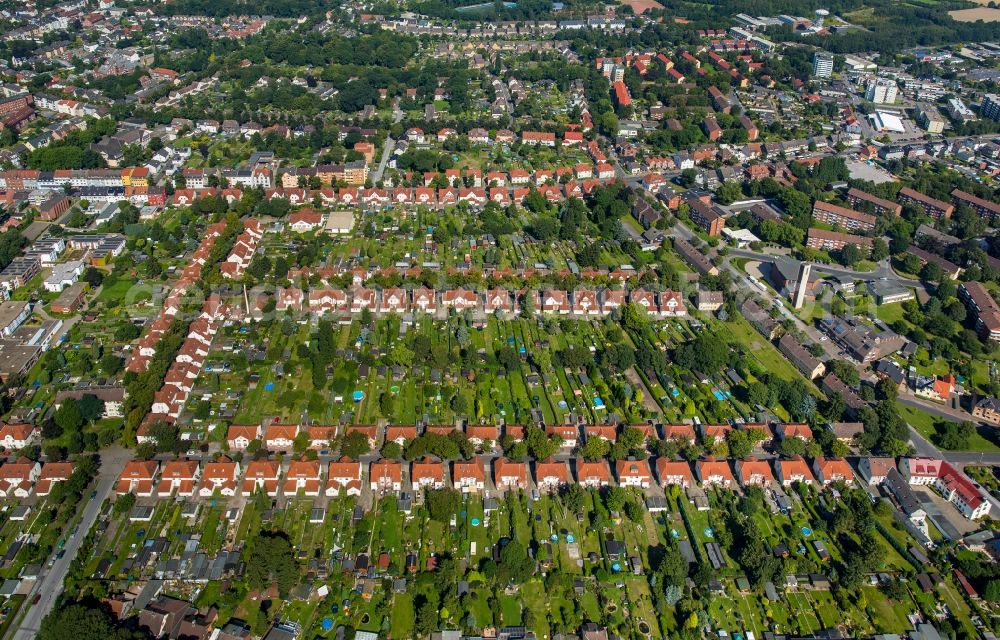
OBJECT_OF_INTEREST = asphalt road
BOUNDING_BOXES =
[12,448,129,640]
[372,137,395,184]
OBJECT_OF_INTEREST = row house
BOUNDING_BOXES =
[116,460,160,496]
[576,459,612,488]
[901,458,990,519]
[157,460,201,498]
[370,459,403,492]
[411,459,447,490]
[617,458,653,488]
[35,461,74,497]
[0,458,41,498]
[264,423,299,452]
[284,459,323,496]
[0,423,37,451]
[535,459,571,493]
[494,457,529,489]
[242,460,281,497]
[453,459,486,492]
[199,458,242,497]
[327,458,363,497]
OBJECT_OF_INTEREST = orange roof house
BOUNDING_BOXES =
[199,458,242,497]
[584,424,617,442]
[327,457,363,497]
[655,459,694,488]
[306,425,337,449]
[370,460,403,492]
[116,460,159,496]
[505,425,526,442]
[534,459,571,492]
[0,458,40,498]
[465,424,499,446]
[385,425,418,446]
[701,424,732,445]
[227,424,261,450]
[0,423,36,450]
[575,459,612,487]
[775,456,814,486]
[284,459,323,496]
[411,458,446,490]
[736,458,775,487]
[264,423,299,451]
[494,458,528,489]
[813,457,855,485]
[777,423,813,441]
[616,458,653,488]
[696,458,734,488]
[242,460,280,496]
[35,461,74,497]
[156,459,200,498]
[452,458,486,492]
[662,424,696,443]
[546,424,578,447]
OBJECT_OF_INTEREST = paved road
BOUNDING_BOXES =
[484,68,513,115]
[372,137,395,184]
[12,447,130,640]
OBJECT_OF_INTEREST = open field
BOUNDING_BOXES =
[949,7,1000,20]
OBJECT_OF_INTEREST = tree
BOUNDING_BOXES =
[341,430,371,459]
[100,354,123,376]
[870,238,890,261]
[39,602,149,640]
[244,531,299,597]
[603,486,628,512]
[560,483,587,512]
[381,441,402,459]
[77,394,104,423]
[416,599,438,636]
[716,181,743,205]
[984,580,1000,602]
[426,488,461,522]
[727,429,764,459]
[579,436,610,461]
[54,399,84,433]
[840,243,864,267]
[932,420,974,450]
[497,539,535,585]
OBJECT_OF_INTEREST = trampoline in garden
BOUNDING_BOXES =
[390,385,400,394]
[566,534,575,543]
[470,518,481,526]
[671,388,680,397]
[352,390,365,402]
[801,527,812,536]
[550,534,559,542]
[704,527,714,539]
[671,529,680,539]
[611,562,622,572]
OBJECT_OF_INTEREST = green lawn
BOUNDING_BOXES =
[899,404,1000,453]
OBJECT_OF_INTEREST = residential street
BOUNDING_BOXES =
[12,446,131,640]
